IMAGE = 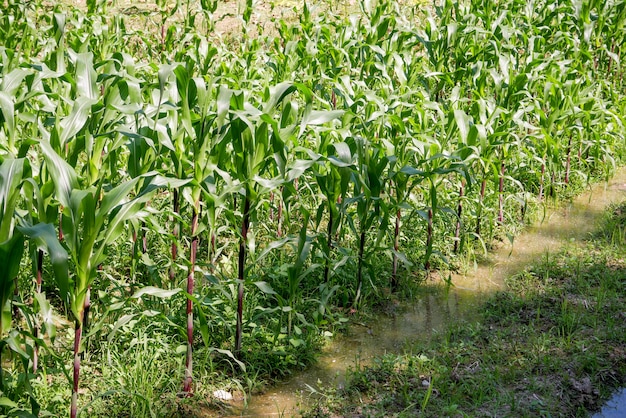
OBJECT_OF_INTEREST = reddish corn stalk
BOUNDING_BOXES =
[70,321,82,418]
[70,293,91,418]
[578,141,582,161]
[33,249,44,374]
[454,182,464,253]
[498,162,505,224]
[183,200,200,395]
[475,178,487,237]
[391,208,401,292]
[141,221,147,254]
[80,288,91,361]
[235,195,251,357]
[277,198,283,238]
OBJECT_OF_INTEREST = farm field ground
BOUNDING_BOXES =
[0,0,625,416]
[303,197,626,417]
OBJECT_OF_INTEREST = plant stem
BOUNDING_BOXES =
[391,208,401,292]
[183,199,200,395]
[235,195,251,357]
[277,188,283,238]
[425,208,433,271]
[454,182,464,253]
[70,320,82,418]
[170,189,180,282]
[80,287,91,360]
[498,162,505,224]
[353,230,366,308]
[323,207,333,283]
[141,220,147,254]
[476,178,486,238]
[33,249,43,374]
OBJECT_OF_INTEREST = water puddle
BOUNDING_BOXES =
[452,174,626,291]
[225,171,626,417]
[593,388,626,418]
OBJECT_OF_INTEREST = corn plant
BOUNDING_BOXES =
[39,140,162,417]
[218,82,300,356]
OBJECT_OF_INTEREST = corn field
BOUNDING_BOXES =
[0,0,625,415]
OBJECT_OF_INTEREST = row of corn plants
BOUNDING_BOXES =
[1,0,625,415]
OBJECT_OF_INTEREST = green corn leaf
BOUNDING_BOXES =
[107,314,137,343]
[328,142,354,167]
[39,140,78,213]
[97,178,139,217]
[0,158,25,241]
[0,233,24,334]
[263,82,296,113]
[17,222,70,308]
[254,281,277,295]
[0,92,15,150]
[58,96,98,146]
[216,86,233,129]
[0,67,29,97]
[74,52,98,100]
[209,348,246,372]
[454,109,471,143]
[0,397,18,408]
[132,286,182,299]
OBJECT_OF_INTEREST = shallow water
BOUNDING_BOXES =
[226,172,626,417]
[593,388,626,418]
[226,289,480,417]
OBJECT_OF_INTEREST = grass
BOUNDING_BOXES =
[2,0,625,415]
[304,201,626,417]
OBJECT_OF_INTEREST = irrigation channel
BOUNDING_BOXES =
[224,169,626,417]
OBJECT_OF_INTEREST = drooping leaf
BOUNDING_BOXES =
[39,140,79,209]
[254,281,277,295]
[17,222,70,308]
[58,96,98,146]
[132,286,182,299]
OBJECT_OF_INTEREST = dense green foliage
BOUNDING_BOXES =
[0,0,625,415]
